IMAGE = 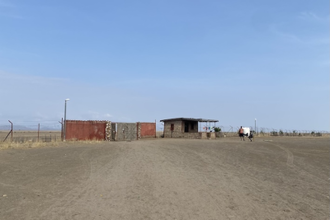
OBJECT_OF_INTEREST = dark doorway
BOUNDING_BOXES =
[184,123,189,132]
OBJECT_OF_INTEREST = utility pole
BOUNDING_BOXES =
[255,118,257,135]
[63,98,70,141]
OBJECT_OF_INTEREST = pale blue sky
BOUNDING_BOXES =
[0,0,329,131]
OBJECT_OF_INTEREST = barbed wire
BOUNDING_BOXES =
[0,121,329,134]
[210,125,329,135]
[0,122,61,131]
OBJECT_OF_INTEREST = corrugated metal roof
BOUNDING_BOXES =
[160,117,218,123]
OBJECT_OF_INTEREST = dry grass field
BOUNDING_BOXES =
[0,130,62,143]
[0,137,329,219]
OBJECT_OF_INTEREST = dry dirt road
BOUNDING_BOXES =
[0,137,329,220]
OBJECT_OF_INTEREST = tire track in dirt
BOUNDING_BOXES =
[263,141,294,166]
[38,146,125,219]
[198,140,328,219]
[38,142,154,220]
[263,141,328,184]
[158,140,274,219]
[37,148,94,219]
[261,140,330,214]
[1,138,329,220]
[192,143,274,220]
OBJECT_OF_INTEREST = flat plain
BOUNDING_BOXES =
[0,137,329,220]
[0,131,62,143]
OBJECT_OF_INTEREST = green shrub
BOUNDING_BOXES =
[271,131,278,136]
[214,127,221,132]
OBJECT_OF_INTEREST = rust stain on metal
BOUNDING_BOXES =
[65,120,107,141]
[140,122,156,138]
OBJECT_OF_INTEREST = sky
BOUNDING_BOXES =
[0,0,329,131]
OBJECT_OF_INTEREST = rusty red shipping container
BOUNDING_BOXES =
[65,120,156,141]
[140,122,156,138]
[65,120,106,141]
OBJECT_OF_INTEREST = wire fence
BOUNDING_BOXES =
[1,121,329,143]
[0,121,62,143]
[218,125,329,137]
[0,131,62,143]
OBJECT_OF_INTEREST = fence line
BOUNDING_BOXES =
[1,122,329,142]
[217,125,329,137]
[9,134,60,143]
[0,121,62,143]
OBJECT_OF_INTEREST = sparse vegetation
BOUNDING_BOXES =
[0,139,105,150]
[271,131,278,136]
[0,140,60,150]
[214,127,221,132]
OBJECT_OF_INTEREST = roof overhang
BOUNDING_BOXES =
[160,117,218,123]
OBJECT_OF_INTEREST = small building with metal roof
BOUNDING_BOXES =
[160,117,219,139]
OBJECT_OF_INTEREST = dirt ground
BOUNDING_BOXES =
[0,137,329,220]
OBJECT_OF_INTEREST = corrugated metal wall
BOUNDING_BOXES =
[65,120,156,141]
[140,122,156,138]
[65,120,106,141]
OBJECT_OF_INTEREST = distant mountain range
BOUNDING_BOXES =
[0,125,61,131]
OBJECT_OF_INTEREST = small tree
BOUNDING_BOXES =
[279,130,284,136]
[214,127,221,132]
[271,131,278,136]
